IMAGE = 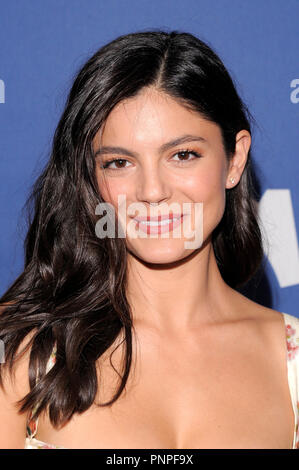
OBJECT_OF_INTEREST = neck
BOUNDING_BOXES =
[126,239,236,335]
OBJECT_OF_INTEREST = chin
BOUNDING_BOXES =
[127,240,192,265]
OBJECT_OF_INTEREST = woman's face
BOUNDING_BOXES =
[93,87,247,264]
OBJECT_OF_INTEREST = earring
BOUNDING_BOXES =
[230,177,235,184]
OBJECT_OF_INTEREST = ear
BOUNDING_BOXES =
[225,130,251,188]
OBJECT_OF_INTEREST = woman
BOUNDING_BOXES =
[0,30,298,449]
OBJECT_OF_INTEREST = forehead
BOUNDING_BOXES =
[94,87,222,147]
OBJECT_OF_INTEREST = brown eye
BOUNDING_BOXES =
[172,150,202,163]
[102,159,131,170]
[176,151,191,161]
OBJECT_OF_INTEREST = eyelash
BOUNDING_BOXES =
[100,149,202,170]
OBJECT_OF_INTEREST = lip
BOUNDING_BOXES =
[133,214,185,235]
[133,214,183,222]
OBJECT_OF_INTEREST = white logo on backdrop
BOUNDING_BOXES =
[0,79,5,103]
[290,79,299,104]
[258,189,299,288]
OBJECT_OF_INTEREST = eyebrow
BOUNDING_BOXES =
[94,134,208,158]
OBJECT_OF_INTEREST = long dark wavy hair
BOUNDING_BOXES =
[0,29,263,428]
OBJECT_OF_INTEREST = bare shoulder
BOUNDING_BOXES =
[0,303,36,448]
[219,287,284,340]
[230,287,284,323]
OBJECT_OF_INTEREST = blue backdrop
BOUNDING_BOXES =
[0,0,298,316]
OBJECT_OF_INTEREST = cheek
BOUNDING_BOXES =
[97,173,132,207]
[182,167,227,231]
[182,167,225,204]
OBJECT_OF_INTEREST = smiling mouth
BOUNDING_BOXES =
[134,215,183,226]
[132,214,185,234]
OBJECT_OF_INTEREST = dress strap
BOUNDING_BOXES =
[26,343,57,439]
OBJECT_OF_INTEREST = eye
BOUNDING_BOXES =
[171,149,202,164]
[100,149,202,171]
[101,158,131,170]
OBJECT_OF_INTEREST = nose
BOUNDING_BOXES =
[136,161,171,206]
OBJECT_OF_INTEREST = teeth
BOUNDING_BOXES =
[138,217,180,226]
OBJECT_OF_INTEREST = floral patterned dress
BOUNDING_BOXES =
[24,312,299,449]
[284,313,299,448]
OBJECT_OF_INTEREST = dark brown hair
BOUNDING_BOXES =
[0,29,263,428]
